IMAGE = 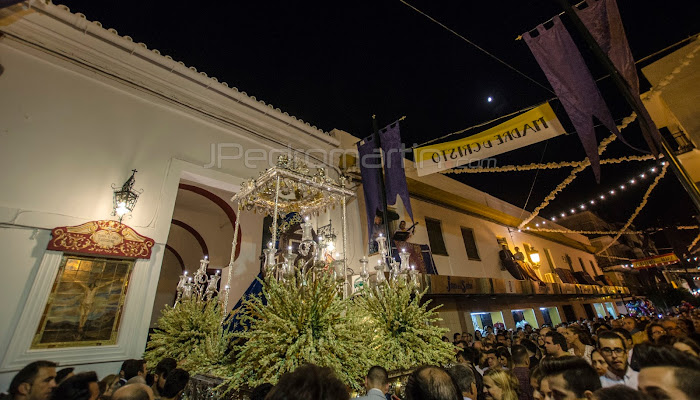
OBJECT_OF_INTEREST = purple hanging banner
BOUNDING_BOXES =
[524,16,620,182]
[357,136,383,244]
[381,123,414,221]
[577,0,661,155]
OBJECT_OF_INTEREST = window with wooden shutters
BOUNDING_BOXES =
[425,217,448,256]
[460,227,480,261]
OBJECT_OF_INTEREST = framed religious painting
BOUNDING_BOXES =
[31,254,134,348]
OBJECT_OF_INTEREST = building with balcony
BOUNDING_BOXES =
[0,2,630,388]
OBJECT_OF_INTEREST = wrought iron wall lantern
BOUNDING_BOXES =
[112,169,142,222]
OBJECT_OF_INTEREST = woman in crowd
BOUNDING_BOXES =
[496,346,513,370]
[645,322,666,344]
[99,374,120,399]
[529,366,544,400]
[670,336,700,357]
[483,369,519,400]
[565,325,595,363]
[590,349,608,377]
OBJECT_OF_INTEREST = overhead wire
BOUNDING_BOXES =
[398,0,556,96]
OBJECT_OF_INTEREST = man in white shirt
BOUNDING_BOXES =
[596,331,638,389]
[356,366,389,400]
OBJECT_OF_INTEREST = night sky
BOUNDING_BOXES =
[59,1,700,238]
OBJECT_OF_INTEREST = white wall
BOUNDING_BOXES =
[403,197,600,279]
[0,23,339,386]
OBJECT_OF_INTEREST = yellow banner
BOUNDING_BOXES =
[632,253,679,269]
[413,103,565,176]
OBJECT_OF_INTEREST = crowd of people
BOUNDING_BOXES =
[0,358,189,400]
[2,311,699,400]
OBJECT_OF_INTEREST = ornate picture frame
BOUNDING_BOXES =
[31,254,134,348]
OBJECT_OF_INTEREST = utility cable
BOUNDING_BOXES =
[398,0,556,96]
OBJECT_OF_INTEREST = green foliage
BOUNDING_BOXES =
[145,297,235,375]
[354,278,453,371]
[224,272,370,391]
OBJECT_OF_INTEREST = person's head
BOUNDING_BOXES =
[539,327,551,337]
[9,360,57,400]
[265,364,349,400]
[250,383,273,400]
[456,340,468,349]
[55,368,75,385]
[514,247,520,252]
[592,386,652,400]
[511,345,530,367]
[529,366,543,398]
[482,369,518,400]
[520,339,537,357]
[404,365,461,400]
[563,325,585,346]
[159,368,189,400]
[633,344,700,400]
[597,331,629,376]
[153,358,177,393]
[661,319,682,337]
[448,364,477,400]
[671,336,700,357]
[539,356,601,400]
[454,333,462,342]
[590,350,607,377]
[484,349,499,369]
[544,332,568,356]
[365,365,388,393]
[112,383,154,400]
[51,372,99,400]
[525,324,533,334]
[496,333,506,345]
[473,340,483,351]
[99,375,120,398]
[399,220,406,230]
[495,346,512,370]
[611,328,633,351]
[621,317,637,333]
[120,360,146,381]
[645,322,666,343]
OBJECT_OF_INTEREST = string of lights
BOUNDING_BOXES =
[595,163,669,255]
[548,162,665,222]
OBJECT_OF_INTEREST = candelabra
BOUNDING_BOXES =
[175,256,222,305]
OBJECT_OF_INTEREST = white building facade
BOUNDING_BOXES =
[0,2,627,388]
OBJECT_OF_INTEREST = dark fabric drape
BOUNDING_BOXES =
[577,0,661,155]
[524,16,621,182]
[381,124,414,221]
[357,136,383,241]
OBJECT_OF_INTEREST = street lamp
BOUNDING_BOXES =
[112,169,141,222]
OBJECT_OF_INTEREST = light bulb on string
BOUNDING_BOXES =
[600,195,605,200]
[630,179,636,184]
[651,167,657,173]
[640,173,646,178]
[620,185,626,190]
[609,190,616,195]
[589,200,595,205]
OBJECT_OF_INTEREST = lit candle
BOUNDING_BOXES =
[288,245,293,254]
[225,285,230,290]
[216,270,220,275]
[204,255,208,260]
[184,271,188,276]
